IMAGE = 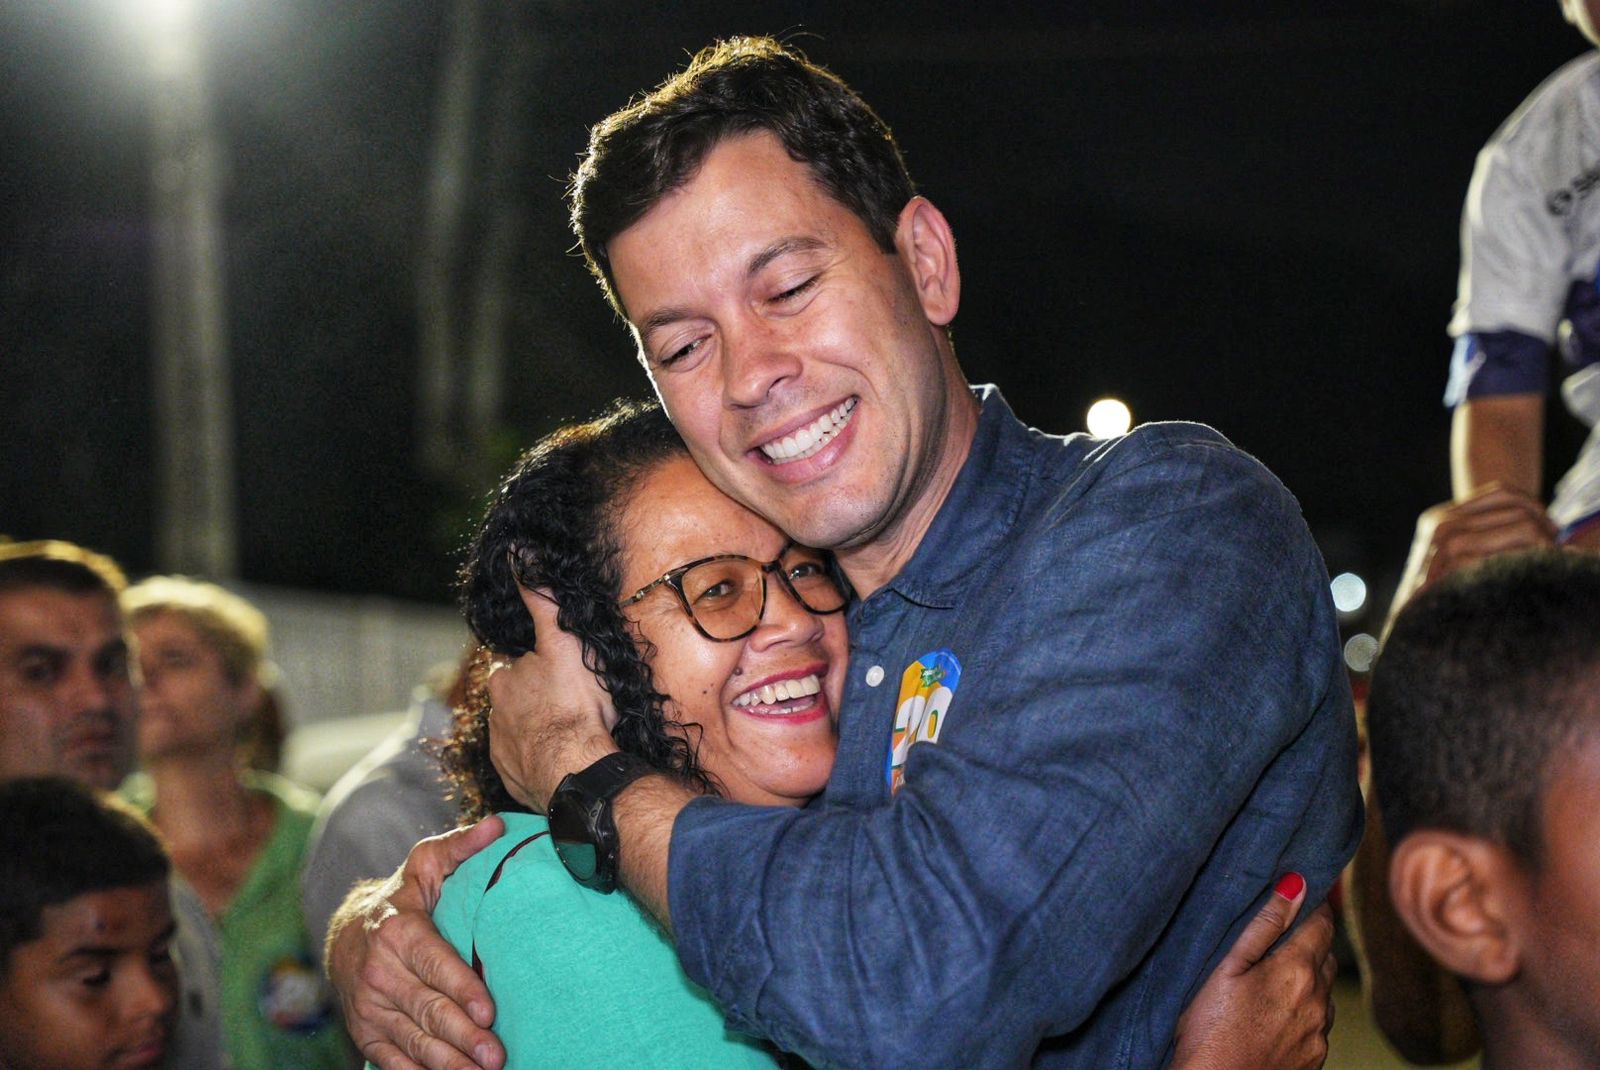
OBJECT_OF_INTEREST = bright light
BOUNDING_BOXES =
[1343,633,1379,674]
[1086,398,1132,438]
[143,0,195,31]
[1330,572,1368,614]
[125,0,202,80]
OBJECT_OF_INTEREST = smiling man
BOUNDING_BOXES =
[603,133,974,582]
[330,38,1362,1070]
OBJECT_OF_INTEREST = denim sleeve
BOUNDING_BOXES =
[668,435,1360,1070]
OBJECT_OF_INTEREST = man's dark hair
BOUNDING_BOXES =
[1369,549,1600,867]
[568,35,916,317]
[446,399,709,820]
[0,776,169,970]
[0,540,127,598]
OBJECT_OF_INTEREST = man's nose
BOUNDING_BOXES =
[64,661,118,715]
[724,316,803,408]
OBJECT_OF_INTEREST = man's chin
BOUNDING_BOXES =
[767,500,886,555]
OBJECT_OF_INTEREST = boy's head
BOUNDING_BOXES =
[1369,549,1600,1066]
[0,777,177,1070]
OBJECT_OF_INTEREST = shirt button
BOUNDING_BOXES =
[865,665,885,687]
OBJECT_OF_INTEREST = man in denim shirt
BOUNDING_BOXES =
[329,38,1362,1069]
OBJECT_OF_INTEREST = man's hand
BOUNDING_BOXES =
[1391,483,1556,617]
[486,586,619,810]
[489,586,692,925]
[326,818,506,1070]
[1171,875,1337,1070]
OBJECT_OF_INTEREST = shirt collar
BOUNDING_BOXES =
[875,384,1035,609]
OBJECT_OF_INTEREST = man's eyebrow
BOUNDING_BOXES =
[639,304,696,340]
[15,644,66,663]
[747,236,826,279]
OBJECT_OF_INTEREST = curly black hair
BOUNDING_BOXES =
[443,398,715,822]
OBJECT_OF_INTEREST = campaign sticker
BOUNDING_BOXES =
[886,648,962,794]
[259,954,333,1033]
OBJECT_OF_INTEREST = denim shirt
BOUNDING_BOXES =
[669,387,1364,1070]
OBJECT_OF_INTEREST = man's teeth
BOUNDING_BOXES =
[733,673,823,709]
[760,399,857,463]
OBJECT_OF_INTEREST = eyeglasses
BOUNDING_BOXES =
[620,544,849,642]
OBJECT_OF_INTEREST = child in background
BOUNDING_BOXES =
[1446,1,1600,549]
[0,776,179,1070]
[1368,549,1600,1070]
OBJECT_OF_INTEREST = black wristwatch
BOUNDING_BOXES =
[546,752,655,893]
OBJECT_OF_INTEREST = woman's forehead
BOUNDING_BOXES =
[619,456,786,582]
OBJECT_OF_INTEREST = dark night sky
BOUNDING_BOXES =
[0,1,1588,627]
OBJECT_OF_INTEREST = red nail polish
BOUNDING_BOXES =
[1274,872,1305,901]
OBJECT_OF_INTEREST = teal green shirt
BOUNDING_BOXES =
[421,812,776,1070]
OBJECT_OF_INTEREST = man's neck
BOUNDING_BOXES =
[837,386,980,598]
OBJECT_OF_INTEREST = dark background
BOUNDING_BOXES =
[1,1,1587,626]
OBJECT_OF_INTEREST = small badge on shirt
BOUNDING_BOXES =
[886,648,962,794]
[259,954,334,1033]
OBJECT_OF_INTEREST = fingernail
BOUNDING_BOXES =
[1274,872,1305,901]
[469,1000,492,1025]
[475,1042,498,1068]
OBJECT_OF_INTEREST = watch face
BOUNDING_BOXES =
[549,787,609,890]
[551,824,598,884]
[546,755,652,893]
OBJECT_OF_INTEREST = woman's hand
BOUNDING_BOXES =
[1171,874,1337,1070]
[325,818,506,1070]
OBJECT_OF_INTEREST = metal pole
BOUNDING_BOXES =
[147,0,237,577]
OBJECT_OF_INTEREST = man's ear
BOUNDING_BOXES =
[1389,830,1524,985]
[894,197,960,327]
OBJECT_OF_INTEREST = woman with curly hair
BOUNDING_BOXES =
[433,398,846,1069]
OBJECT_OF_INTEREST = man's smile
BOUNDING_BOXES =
[756,397,858,464]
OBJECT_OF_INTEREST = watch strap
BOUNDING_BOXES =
[548,752,655,892]
[563,751,656,802]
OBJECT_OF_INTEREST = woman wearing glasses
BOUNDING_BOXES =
[436,399,841,1069]
[426,400,1334,1070]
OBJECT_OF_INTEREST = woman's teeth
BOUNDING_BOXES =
[732,673,823,709]
[760,398,856,463]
